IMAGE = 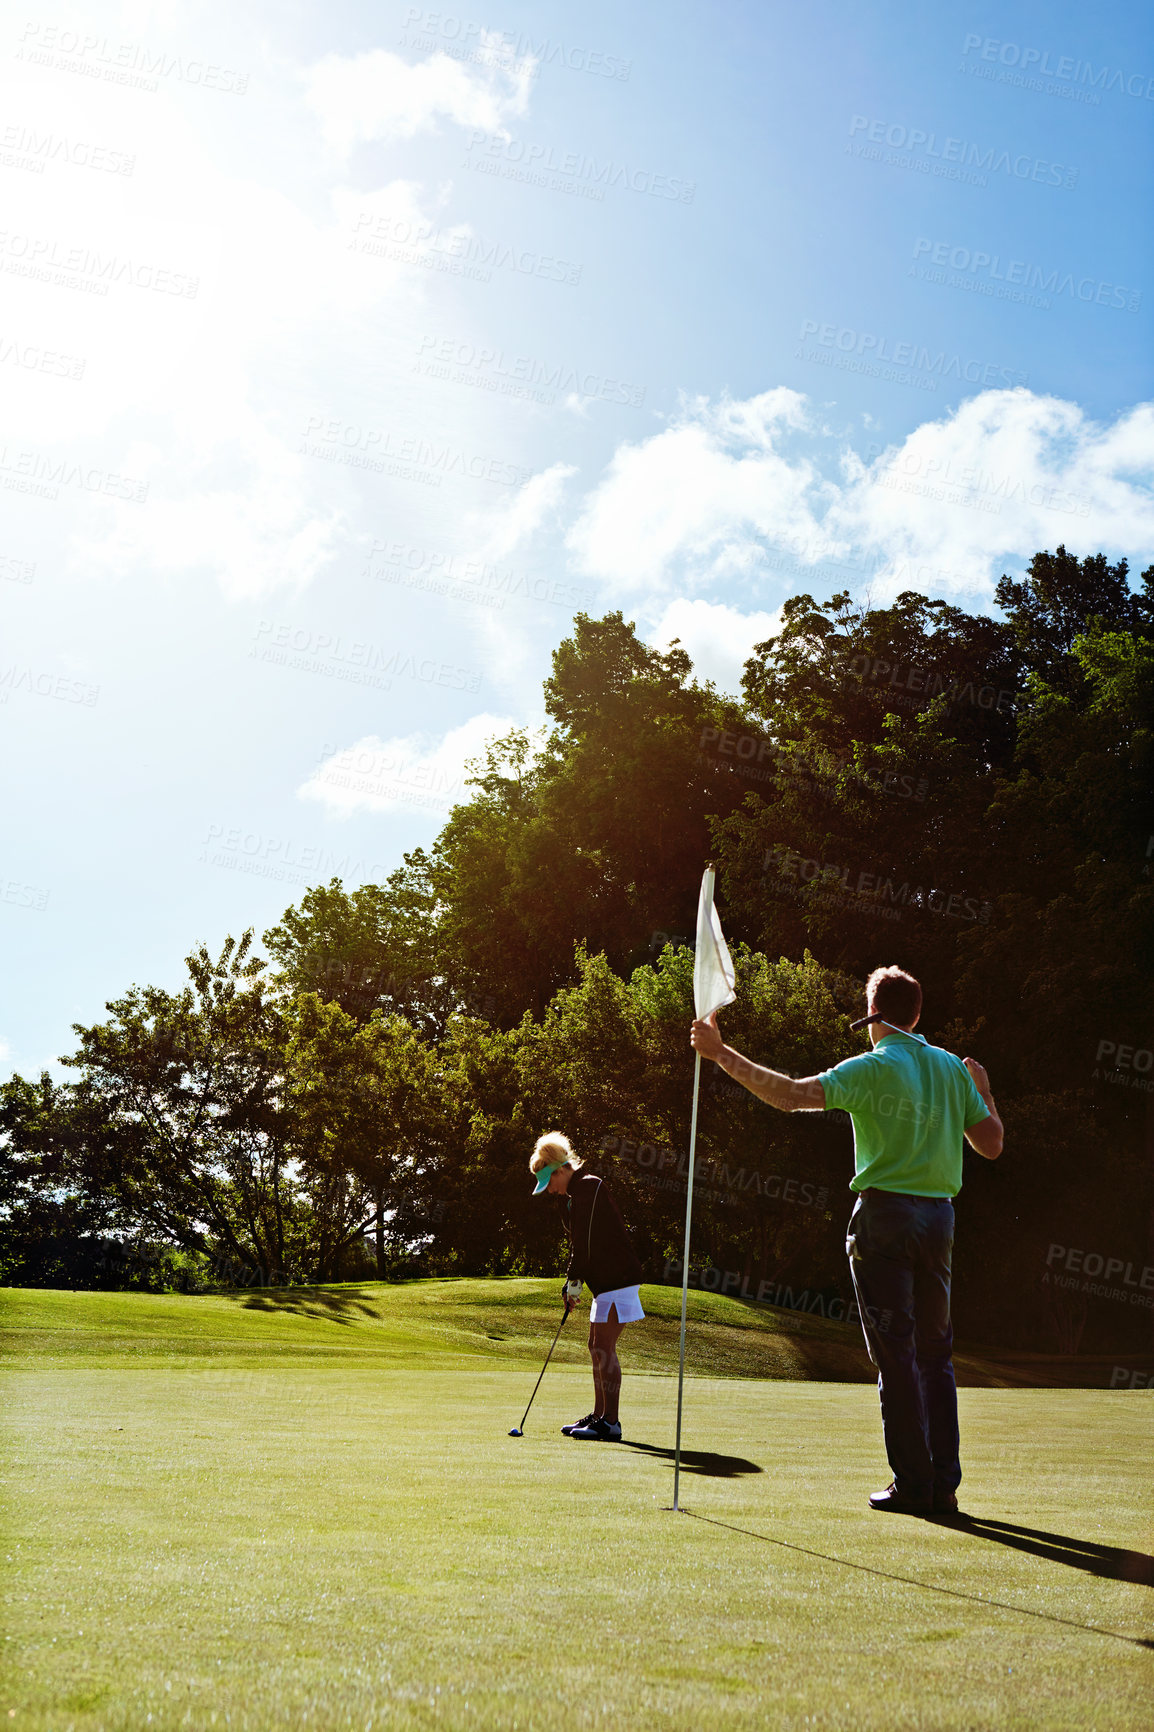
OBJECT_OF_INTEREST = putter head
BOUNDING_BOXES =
[508,1427,522,1436]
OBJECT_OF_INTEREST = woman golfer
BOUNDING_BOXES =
[530,1132,645,1442]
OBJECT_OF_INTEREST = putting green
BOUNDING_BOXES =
[2,1282,1151,1730]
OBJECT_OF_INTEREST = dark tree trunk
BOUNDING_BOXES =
[374,1188,386,1278]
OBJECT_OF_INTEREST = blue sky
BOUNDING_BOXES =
[2,0,1152,1074]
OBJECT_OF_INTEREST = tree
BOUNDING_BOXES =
[423,1012,537,1275]
[33,933,304,1285]
[428,612,753,1022]
[739,587,1023,767]
[951,626,1154,1086]
[994,546,1154,690]
[712,588,1015,1014]
[6,570,1152,1354]
[263,865,444,1032]
[506,941,862,1298]
[287,998,445,1277]
[0,1071,137,1287]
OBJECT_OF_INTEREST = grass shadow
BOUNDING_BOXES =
[621,1440,763,1478]
[682,1512,1154,1650]
[933,1513,1154,1586]
[219,1286,382,1325]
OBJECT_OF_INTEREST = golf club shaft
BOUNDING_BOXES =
[516,1306,570,1431]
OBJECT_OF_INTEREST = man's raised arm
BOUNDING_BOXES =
[962,1057,1004,1160]
[690,1011,826,1113]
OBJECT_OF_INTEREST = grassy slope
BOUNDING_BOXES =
[1,1283,1152,1731]
[3,1278,1148,1385]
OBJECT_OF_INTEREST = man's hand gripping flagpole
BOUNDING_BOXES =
[672,863,736,1512]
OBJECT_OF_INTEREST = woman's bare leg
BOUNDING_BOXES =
[587,1319,604,1414]
[589,1307,627,1423]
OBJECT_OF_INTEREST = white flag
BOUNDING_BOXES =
[693,865,736,1019]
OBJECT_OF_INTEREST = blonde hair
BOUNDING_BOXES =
[529,1131,584,1175]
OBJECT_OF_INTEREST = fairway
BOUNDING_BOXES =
[2,1282,1151,1731]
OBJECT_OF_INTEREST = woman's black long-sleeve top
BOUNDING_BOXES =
[558,1171,643,1296]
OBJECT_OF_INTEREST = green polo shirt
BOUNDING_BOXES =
[817,1030,990,1198]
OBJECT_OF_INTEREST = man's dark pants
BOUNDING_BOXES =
[846,1188,961,1501]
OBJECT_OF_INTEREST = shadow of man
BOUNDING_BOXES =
[683,1511,1154,1649]
[930,1513,1154,1586]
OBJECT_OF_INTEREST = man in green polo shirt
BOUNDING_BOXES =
[691,964,1003,1515]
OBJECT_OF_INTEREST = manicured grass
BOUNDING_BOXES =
[3,1278,1140,1386]
[0,1277,886,1381]
[2,1283,1152,1730]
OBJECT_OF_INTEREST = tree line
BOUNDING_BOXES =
[3,546,1151,1354]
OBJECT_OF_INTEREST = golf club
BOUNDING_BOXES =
[508,1303,571,1435]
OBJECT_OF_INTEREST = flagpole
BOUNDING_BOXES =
[672,1048,702,1512]
[672,860,733,1515]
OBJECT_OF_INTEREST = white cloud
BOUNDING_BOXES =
[831,390,1154,598]
[566,388,832,590]
[471,461,577,559]
[55,161,464,601]
[298,713,519,818]
[567,387,1154,605]
[73,407,347,602]
[8,52,447,603]
[647,599,784,693]
[304,43,533,156]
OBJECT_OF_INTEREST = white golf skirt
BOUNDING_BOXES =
[590,1284,645,1324]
